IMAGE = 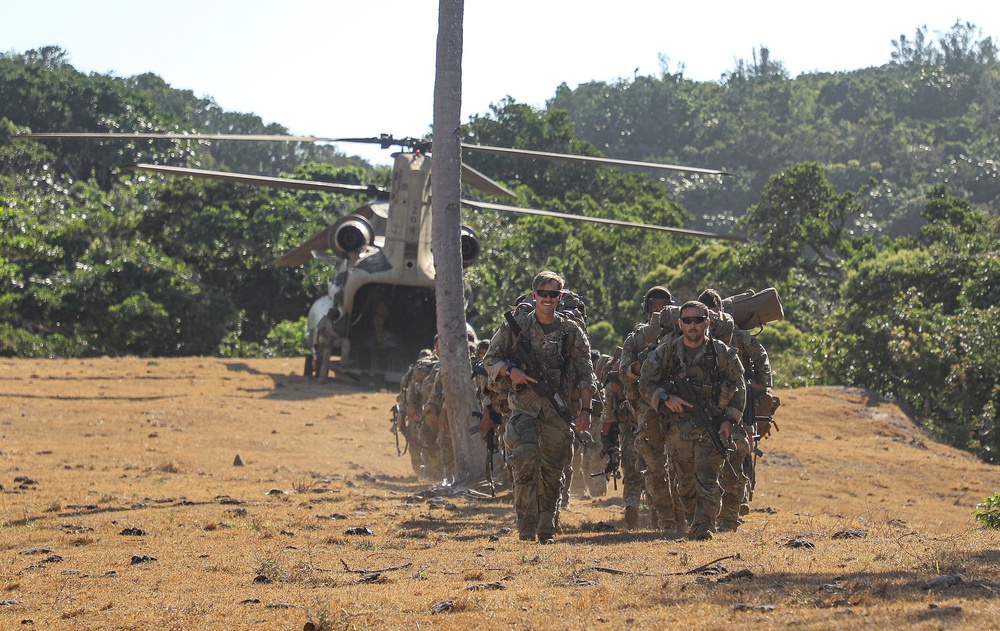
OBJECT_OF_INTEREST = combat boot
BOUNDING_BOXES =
[689,524,713,541]
[624,506,639,529]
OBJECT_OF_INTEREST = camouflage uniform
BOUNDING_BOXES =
[621,310,685,531]
[314,310,339,382]
[474,359,512,488]
[714,326,773,529]
[639,334,746,538]
[599,359,645,525]
[397,355,431,475]
[483,308,596,541]
[422,363,456,484]
[563,372,607,505]
[405,353,441,480]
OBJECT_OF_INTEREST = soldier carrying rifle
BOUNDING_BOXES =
[639,300,746,541]
[483,270,597,545]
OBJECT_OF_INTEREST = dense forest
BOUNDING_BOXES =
[2,22,999,462]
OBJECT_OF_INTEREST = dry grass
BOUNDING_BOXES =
[1,357,998,630]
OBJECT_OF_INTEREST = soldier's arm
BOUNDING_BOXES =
[619,333,643,384]
[570,321,598,400]
[483,320,515,381]
[720,346,747,422]
[748,336,773,388]
[637,342,670,411]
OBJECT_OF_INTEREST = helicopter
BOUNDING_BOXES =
[18,131,745,386]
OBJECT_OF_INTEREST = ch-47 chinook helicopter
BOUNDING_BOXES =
[19,131,745,386]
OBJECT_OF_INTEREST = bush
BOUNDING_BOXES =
[973,491,1000,529]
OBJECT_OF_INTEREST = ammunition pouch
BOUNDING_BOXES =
[729,424,751,459]
[678,417,709,441]
[754,389,781,417]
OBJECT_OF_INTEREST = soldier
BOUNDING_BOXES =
[396,349,433,475]
[483,270,597,544]
[422,344,468,486]
[620,286,683,531]
[314,307,342,382]
[562,350,608,507]
[598,349,646,529]
[474,340,512,489]
[639,300,746,541]
[698,288,773,531]
[405,339,441,480]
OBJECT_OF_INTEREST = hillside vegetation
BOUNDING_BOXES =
[1,23,1000,462]
[0,358,997,629]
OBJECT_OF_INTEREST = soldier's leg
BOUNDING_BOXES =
[663,424,689,528]
[504,412,542,540]
[406,435,423,476]
[536,414,574,540]
[690,439,725,539]
[620,427,643,528]
[419,423,442,481]
[560,442,576,508]
[398,418,424,476]
[719,425,751,531]
[635,417,677,531]
[317,348,331,382]
[673,436,698,530]
[586,436,608,497]
[438,423,456,485]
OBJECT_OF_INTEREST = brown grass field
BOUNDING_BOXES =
[1,357,998,630]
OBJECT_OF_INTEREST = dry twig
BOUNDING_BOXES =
[339,559,413,574]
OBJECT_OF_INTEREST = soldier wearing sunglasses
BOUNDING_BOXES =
[638,300,746,541]
[483,270,597,544]
[619,286,684,532]
[699,288,773,531]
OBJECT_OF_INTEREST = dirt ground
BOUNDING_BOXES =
[1,357,999,630]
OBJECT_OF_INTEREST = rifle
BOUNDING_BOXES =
[747,389,780,501]
[669,377,739,478]
[591,422,621,490]
[389,404,405,456]
[745,390,757,501]
[468,409,502,497]
[502,311,581,435]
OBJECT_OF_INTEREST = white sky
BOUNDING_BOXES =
[3,1,997,166]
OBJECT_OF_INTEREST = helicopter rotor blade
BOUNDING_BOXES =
[461,163,515,198]
[123,164,387,197]
[272,226,338,266]
[17,132,342,143]
[461,144,731,176]
[333,135,432,151]
[19,133,729,176]
[461,199,746,242]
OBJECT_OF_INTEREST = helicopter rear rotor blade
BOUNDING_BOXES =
[124,163,386,197]
[461,163,515,198]
[461,199,746,242]
[18,132,341,142]
[461,144,731,176]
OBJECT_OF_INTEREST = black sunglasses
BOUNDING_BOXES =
[680,315,709,325]
[534,289,562,299]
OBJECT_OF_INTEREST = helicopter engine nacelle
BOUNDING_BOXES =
[330,215,375,258]
[461,226,480,268]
